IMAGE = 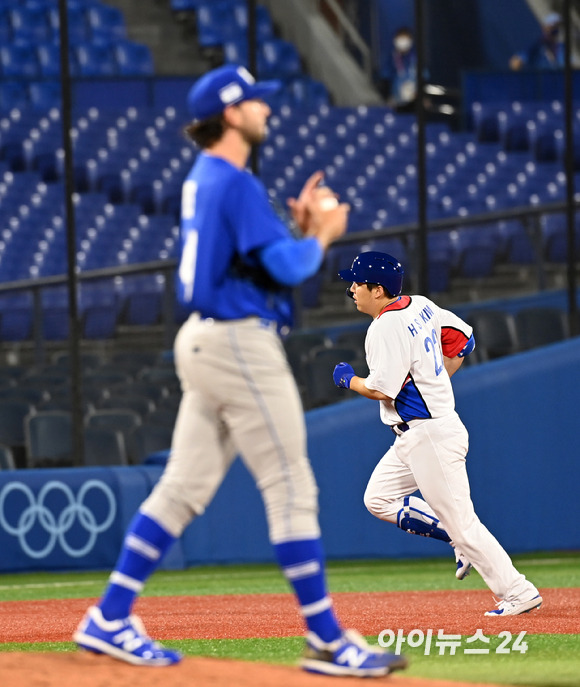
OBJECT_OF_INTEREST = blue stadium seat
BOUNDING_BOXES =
[515,306,569,350]
[501,116,533,152]
[171,0,207,10]
[195,0,238,47]
[29,81,62,110]
[82,304,119,339]
[75,43,117,76]
[529,123,563,163]
[115,40,154,76]
[0,82,30,111]
[233,3,274,40]
[87,3,127,41]
[37,43,64,77]
[9,6,51,42]
[120,291,163,326]
[42,307,69,341]
[542,213,580,263]
[286,77,330,108]
[0,308,33,342]
[261,39,302,79]
[471,103,504,143]
[0,9,13,43]
[33,149,63,182]
[47,6,91,43]
[0,44,40,78]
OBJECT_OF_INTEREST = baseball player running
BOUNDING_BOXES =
[333,251,542,617]
[74,65,407,677]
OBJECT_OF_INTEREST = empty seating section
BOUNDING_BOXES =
[0,1,153,110]
[0,352,180,468]
[173,0,329,109]
[1,97,579,339]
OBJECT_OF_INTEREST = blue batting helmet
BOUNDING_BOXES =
[338,251,404,297]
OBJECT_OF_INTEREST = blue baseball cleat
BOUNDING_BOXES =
[485,594,543,617]
[301,629,408,677]
[73,606,182,666]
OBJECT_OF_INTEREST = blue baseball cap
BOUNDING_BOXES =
[186,64,282,122]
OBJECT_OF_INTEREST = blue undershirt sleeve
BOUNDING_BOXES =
[258,237,324,287]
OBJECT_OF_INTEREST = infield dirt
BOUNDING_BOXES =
[1,587,577,687]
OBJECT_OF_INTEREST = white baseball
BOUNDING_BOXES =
[319,196,339,210]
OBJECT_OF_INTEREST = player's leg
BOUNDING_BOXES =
[400,412,540,610]
[221,321,406,676]
[74,317,237,664]
[364,445,452,543]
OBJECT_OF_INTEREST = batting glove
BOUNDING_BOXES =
[333,362,355,389]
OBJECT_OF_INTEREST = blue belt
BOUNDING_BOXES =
[391,422,410,436]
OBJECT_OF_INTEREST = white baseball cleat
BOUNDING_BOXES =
[455,550,473,580]
[484,594,543,617]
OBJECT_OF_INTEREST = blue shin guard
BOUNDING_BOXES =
[396,496,451,542]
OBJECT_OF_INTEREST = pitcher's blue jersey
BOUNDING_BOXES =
[176,153,294,327]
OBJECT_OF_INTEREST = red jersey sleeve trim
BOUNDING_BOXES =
[441,326,469,357]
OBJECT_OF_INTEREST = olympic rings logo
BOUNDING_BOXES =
[0,480,116,559]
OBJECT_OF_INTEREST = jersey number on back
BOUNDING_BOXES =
[424,328,444,376]
[179,180,198,302]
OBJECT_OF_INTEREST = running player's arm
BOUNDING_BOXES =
[443,355,464,378]
[349,376,392,401]
[439,308,476,378]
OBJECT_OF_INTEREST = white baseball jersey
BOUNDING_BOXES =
[364,295,472,427]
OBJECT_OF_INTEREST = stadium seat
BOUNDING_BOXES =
[99,394,155,417]
[115,40,154,75]
[24,410,74,468]
[0,10,12,44]
[82,304,119,339]
[47,6,91,43]
[75,44,117,76]
[171,0,207,10]
[233,3,274,40]
[302,346,362,408]
[119,291,163,326]
[29,81,62,110]
[195,1,233,47]
[500,116,533,152]
[0,308,33,342]
[85,408,141,459]
[0,82,30,111]
[37,43,64,77]
[260,39,302,79]
[128,423,173,464]
[0,44,40,78]
[83,426,127,466]
[515,307,569,350]
[42,307,69,341]
[87,3,127,41]
[8,6,51,43]
[0,400,35,450]
[467,309,519,361]
[0,445,16,471]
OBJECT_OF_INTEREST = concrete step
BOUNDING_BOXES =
[105,0,211,75]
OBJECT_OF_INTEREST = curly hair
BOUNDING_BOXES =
[183,115,226,149]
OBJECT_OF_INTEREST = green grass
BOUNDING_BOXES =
[1,635,578,686]
[1,551,578,602]
[0,552,578,686]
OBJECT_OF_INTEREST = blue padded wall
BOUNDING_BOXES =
[0,337,579,572]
